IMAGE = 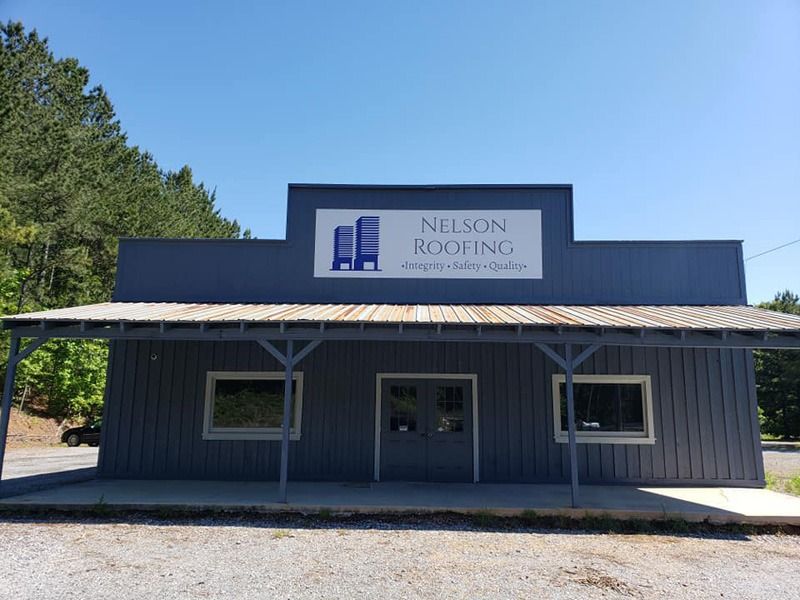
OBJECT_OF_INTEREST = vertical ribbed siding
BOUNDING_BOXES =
[114,187,747,306]
[98,340,764,485]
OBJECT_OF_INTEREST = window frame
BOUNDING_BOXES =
[202,371,303,441]
[551,374,655,445]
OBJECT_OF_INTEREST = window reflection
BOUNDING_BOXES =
[389,385,417,432]
[435,385,464,432]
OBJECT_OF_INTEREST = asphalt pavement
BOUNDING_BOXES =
[2,446,99,480]
[0,446,98,497]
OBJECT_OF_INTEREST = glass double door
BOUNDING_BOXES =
[380,378,473,482]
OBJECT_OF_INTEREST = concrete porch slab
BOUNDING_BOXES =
[1,479,800,525]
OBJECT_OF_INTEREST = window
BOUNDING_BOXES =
[551,374,655,445]
[434,384,465,432]
[203,372,303,441]
[388,384,418,432]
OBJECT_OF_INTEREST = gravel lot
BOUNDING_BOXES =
[0,516,798,599]
[763,448,800,478]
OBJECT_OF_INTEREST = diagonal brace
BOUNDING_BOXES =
[257,339,287,365]
[534,343,601,370]
[11,337,48,367]
[535,342,567,369]
[573,344,602,369]
[258,339,322,367]
[290,340,322,366]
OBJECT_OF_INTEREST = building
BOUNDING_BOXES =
[2,184,800,507]
[354,215,380,271]
[331,225,354,271]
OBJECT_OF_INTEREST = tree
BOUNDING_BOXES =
[755,290,800,439]
[0,22,243,420]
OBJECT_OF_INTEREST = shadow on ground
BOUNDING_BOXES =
[1,508,795,540]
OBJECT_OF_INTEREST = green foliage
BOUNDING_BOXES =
[765,471,800,497]
[755,290,800,440]
[212,380,289,429]
[0,22,242,420]
[17,339,108,419]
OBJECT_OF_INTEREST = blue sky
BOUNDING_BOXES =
[4,1,798,303]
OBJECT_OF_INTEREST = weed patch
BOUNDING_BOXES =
[766,471,800,497]
[271,529,292,539]
[89,494,111,517]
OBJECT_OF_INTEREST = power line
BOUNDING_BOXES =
[745,237,800,262]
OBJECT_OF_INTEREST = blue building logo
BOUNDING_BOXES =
[331,216,380,271]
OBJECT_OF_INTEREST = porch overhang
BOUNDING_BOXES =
[2,301,799,509]
[3,301,800,349]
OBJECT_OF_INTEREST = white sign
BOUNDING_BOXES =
[313,209,542,279]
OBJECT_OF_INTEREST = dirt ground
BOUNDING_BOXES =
[6,409,71,448]
[0,516,797,600]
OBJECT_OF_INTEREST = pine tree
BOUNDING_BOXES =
[0,22,243,420]
[755,290,800,439]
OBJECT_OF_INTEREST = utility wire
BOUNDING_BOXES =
[745,237,800,262]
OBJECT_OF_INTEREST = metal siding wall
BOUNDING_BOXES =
[113,187,746,306]
[567,345,764,485]
[98,340,763,485]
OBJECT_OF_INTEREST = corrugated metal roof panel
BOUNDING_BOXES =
[4,302,800,331]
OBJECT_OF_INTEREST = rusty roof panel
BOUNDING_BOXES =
[4,302,800,332]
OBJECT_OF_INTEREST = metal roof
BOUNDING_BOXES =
[4,302,800,332]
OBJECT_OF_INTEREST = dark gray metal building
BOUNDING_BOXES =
[3,184,800,506]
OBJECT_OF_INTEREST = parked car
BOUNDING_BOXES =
[61,422,101,447]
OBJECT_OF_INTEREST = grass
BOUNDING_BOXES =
[271,529,292,539]
[89,494,111,517]
[762,435,800,442]
[520,509,538,523]
[2,507,797,536]
[765,471,800,496]
[466,509,696,534]
[471,509,501,528]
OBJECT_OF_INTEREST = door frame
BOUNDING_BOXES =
[374,373,479,483]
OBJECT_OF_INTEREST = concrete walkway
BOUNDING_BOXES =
[2,479,800,525]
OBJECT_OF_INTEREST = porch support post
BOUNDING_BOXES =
[534,342,602,509]
[564,343,579,508]
[257,339,322,504]
[0,336,47,485]
[0,336,21,484]
[278,340,294,503]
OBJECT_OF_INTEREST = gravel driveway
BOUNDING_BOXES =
[763,448,800,478]
[0,516,798,599]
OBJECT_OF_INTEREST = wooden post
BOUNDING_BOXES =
[0,337,21,482]
[564,343,580,508]
[278,340,294,503]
